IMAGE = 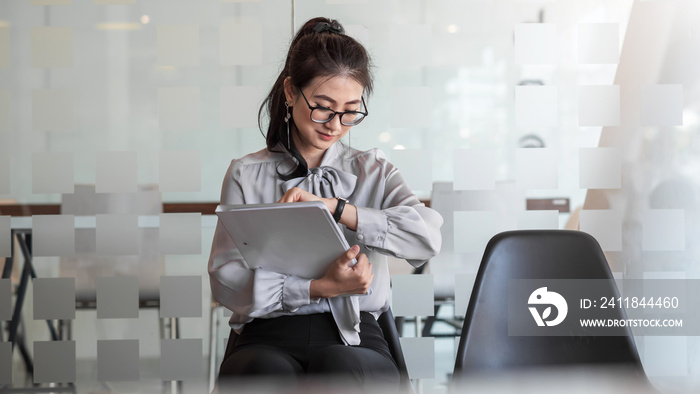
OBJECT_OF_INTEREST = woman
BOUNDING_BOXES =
[209,17,443,389]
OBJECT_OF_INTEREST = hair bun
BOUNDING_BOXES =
[313,20,344,35]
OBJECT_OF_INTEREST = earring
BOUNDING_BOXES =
[284,101,292,149]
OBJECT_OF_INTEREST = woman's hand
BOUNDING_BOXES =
[277,187,334,210]
[277,187,359,231]
[310,245,373,298]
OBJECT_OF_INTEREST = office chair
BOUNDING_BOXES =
[453,230,645,381]
[377,307,412,393]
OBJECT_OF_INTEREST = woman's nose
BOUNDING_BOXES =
[325,114,342,132]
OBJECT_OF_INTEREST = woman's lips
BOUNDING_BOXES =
[317,131,334,141]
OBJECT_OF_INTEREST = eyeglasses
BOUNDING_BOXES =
[297,87,368,126]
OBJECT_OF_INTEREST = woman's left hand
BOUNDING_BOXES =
[277,187,335,212]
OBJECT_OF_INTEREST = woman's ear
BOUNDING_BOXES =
[283,77,296,104]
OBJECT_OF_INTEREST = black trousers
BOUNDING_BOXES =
[218,312,400,390]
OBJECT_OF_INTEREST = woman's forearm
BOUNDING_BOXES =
[325,197,358,231]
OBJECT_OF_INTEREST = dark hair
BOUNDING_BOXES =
[258,17,373,180]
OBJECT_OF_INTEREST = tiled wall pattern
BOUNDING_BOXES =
[0,0,698,390]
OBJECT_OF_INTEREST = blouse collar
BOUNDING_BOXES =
[280,142,357,199]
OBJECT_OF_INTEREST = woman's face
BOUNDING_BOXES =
[284,75,364,159]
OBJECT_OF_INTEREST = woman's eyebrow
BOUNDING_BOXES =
[313,94,361,105]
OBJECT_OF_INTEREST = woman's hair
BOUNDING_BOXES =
[258,17,373,180]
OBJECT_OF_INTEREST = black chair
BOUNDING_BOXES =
[453,230,646,381]
[377,307,412,393]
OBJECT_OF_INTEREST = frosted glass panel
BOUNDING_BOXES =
[160,276,202,318]
[96,151,138,193]
[515,86,558,128]
[644,337,688,377]
[97,340,139,382]
[400,337,435,379]
[157,25,199,67]
[32,215,75,257]
[0,278,10,321]
[159,213,202,254]
[32,89,74,132]
[642,209,685,251]
[391,274,434,317]
[514,23,557,64]
[220,21,263,66]
[0,216,9,258]
[0,157,8,195]
[0,27,8,69]
[96,276,139,319]
[389,149,432,194]
[640,84,683,126]
[220,86,265,129]
[96,214,139,255]
[578,23,619,64]
[454,211,498,253]
[389,24,430,68]
[515,148,558,189]
[0,342,10,384]
[579,148,621,189]
[34,341,76,383]
[580,209,622,251]
[158,87,201,131]
[161,339,202,381]
[578,85,620,127]
[159,151,201,193]
[390,87,431,128]
[453,149,495,191]
[0,90,8,133]
[31,27,72,68]
[33,278,76,320]
[32,152,74,194]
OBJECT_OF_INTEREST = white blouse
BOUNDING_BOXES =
[208,142,443,344]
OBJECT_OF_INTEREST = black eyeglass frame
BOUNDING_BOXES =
[296,86,369,126]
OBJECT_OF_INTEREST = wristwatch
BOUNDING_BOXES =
[333,197,348,223]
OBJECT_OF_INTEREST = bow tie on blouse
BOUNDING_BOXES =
[281,166,357,199]
[280,166,361,346]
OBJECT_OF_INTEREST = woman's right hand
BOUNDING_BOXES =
[310,245,373,299]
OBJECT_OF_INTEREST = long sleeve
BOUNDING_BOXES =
[353,150,443,267]
[207,161,318,321]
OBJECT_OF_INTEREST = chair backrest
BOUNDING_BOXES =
[453,230,644,378]
[377,307,412,392]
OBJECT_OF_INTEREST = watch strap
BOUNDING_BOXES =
[333,197,347,223]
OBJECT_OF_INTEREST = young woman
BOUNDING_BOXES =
[209,17,443,388]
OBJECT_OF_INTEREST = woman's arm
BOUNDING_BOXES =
[276,150,443,268]
[352,150,443,267]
